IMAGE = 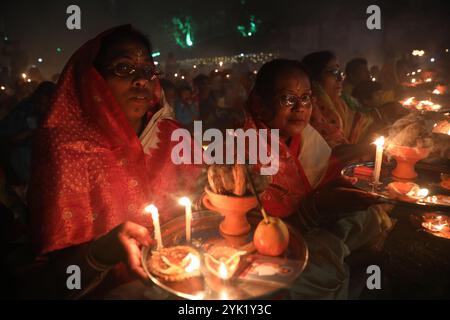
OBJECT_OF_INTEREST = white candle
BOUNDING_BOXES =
[179,197,192,243]
[145,204,163,250]
[373,136,385,185]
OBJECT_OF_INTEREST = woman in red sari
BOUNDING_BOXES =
[244,59,393,299]
[24,26,198,298]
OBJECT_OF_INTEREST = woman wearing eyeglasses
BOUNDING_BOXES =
[21,26,199,298]
[243,59,393,299]
[301,51,374,149]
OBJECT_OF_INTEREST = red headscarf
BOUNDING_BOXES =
[30,25,199,255]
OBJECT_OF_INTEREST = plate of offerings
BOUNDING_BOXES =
[141,210,308,300]
[341,161,450,211]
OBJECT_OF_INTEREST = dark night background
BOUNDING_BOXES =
[1,0,449,78]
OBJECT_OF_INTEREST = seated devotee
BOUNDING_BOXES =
[0,81,56,186]
[342,58,371,112]
[14,25,199,299]
[243,59,393,299]
[159,79,176,108]
[192,74,211,112]
[301,51,374,148]
[352,80,408,135]
[174,84,198,130]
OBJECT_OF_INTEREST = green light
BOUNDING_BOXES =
[152,51,161,58]
[4,36,8,41]
[186,33,193,47]
[172,16,195,48]
[56,47,62,53]
[237,15,261,38]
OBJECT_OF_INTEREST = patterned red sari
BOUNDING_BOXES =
[29,26,199,255]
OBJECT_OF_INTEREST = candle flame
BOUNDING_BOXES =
[144,204,158,218]
[402,97,415,106]
[219,262,228,279]
[184,253,201,273]
[373,136,385,147]
[417,188,429,198]
[178,196,191,206]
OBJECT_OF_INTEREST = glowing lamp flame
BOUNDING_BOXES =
[184,253,200,273]
[402,97,415,106]
[219,262,228,279]
[417,188,429,198]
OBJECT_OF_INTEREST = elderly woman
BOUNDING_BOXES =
[243,59,392,299]
[301,51,374,148]
[22,26,199,298]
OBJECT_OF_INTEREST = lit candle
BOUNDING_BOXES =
[145,204,163,250]
[179,197,192,243]
[373,136,385,185]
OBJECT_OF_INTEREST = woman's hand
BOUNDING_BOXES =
[90,222,153,280]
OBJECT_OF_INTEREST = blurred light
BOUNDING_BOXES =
[240,53,244,57]
[372,77,376,82]
[445,48,449,53]
[151,51,161,58]
[247,32,252,36]
[226,74,230,79]
[38,58,43,63]
[253,70,257,74]
[412,71,416,75]
[417,69,422,73]
[181,75,185,80]
[219,61,223,67]
[174,73,178,77]
[430,58,435,62]
[425,78,432,82]
[214,69,218,73]
[154,61,158,65]
[56,47,62,53]
[193,65,197,69]
[4,36,8,41]
[21,73,27,79]
[27,79,31,83]
[406,73,410,76]
[0,86,5,90]
[411,78,416,83]
[412,50,425,56]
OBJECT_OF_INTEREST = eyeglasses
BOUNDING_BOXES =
[278,93,313,109]
[106,63,162,81]
[324,68,344,81]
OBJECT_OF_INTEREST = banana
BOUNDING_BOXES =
[219,165,235,194]
[232,164,247,196]
[207,165,224,194]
